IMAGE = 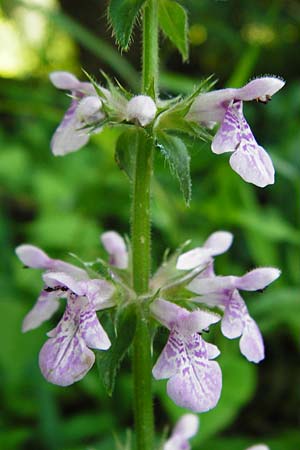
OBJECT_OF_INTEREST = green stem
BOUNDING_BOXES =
[142,0,159,96]
[131,132,154,450]
[131,1,159,448]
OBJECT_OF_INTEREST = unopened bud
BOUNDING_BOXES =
[126,95,157,126]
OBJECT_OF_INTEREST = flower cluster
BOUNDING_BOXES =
[16,230,280,415]
[164,413,269,450]
[50,71,284,188]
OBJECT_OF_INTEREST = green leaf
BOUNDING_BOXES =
[158,0,189,61]
[115,128,148,180]
[108,0,147,50]
[156,131,192,205]
[96,305,137,396]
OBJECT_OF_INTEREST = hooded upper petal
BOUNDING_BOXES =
[235,268,281,291]
[203,231,233,255]
[50,71,80,90]
[101,231,128,269]
[16,244,52,269]
[236,76,285,101]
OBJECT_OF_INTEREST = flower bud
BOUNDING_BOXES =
[126,95,157,126]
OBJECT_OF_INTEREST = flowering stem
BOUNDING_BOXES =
[131,1,158,449]
[131,132,154,450]
[142,0,159,96]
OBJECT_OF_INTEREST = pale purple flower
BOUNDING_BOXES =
[101,231,128,269]
[188,268,281,362]
[39,271,112,385]
[176,231,233,271]
[16,244,115,385]
[126,95,157,126]
[164,414,199,450]
[16,244,89,332]
[151,299,222,413]
[188,76,285,187]
[50,71,105,156]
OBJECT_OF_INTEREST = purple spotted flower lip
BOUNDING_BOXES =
[188,76,285,187]
[151,299,222,413]
[164,414,199,450]
[16,244,115,385]
[50,71,106,156]
[188,267,281,363]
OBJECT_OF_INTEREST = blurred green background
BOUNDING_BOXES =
[0,0,299,449]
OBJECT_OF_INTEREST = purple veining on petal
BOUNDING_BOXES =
[165,331,222,412]
[39,293,111,386]
[152,303,222,413]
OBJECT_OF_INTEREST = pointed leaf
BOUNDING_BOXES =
[96,305,137,396]
[159,0,189,61]
[156,131,192,205]
[108,0,147,50]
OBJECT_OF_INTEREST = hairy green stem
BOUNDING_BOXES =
[131,1,159,448]
[142,0,159,96]
[131,132,154,450]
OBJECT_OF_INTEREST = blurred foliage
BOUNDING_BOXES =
[0,0,300,449]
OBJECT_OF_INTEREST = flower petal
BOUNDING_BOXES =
[229,142,275,187]
[176,248,212,270]
[51,101,90,156]
[84,279,115,310]
[166,333,222,413]
[79,308,111,350]
[153,329,185,379]
[101,231,128,269]
[39,333,95,386]
[212,101,242,154]
[221,291,247,339]
[22,290,60,332]
[49,71,79,90]
[204,231,233,255]
[236,76,285,101]
[239,317,265,363]
[172,414,199,440]
[43,272,85,295]
[235,268,281,291]
[183,310,220,334]
[150,298,189,330]
[187,88,237,123]
[16,244,51,269]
